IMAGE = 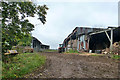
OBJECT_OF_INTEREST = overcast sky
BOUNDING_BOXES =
[28,1,118,49]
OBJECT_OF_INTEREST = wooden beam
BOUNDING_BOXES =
[105,29,113,51]
[105,31,111,42]
[89,28,116,35]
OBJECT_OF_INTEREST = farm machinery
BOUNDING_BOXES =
[58,44,65,53]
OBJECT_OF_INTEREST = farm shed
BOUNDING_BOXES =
[63,26,120,53]
[63,27,105,52]
[89,27,120,52]
[32,37,50,52]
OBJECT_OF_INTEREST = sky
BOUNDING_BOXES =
[27,1,118,49]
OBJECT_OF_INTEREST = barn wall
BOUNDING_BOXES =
[77,35,89,51]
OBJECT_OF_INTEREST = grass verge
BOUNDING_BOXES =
[91,54,104,56]
[66,49,79,54]
[2,53,46,78]
[43,49,57,52]
[112,55,120,59]
[91,54,120,59]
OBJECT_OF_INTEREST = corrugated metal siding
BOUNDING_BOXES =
[63,27,106,51]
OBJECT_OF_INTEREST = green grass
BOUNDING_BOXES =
[91,54,104,56]
[66,49,79,53]
[43,49,57,52]
[2,53,46,78]
[112,55,120,59]
[91,54,120,59]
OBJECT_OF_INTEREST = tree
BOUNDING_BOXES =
[1,1,48,53]
[18,33,32,46]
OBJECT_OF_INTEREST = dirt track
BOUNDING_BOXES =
[25,52,119,78]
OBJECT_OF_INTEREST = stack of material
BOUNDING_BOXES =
[24,46,33,53]
[12,46,24,54]
[102,42,120,55]
[112,42,120,55]
[102,49,108,54]
[102,48,110,54]
[4,50,18,55]
[12,46,33,53]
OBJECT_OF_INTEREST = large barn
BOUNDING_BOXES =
[62,26,120,53]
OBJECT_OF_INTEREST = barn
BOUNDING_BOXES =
[62,26,120,53]
[32,37,49,52]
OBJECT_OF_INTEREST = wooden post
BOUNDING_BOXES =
[76,35,77,50]
[65,42,67,52]
[110,29,113,51]
[105,28,113,52]
[88,36,90,52]
[77,36,80,51]
[70,36,73,49]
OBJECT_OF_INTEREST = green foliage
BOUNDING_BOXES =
[1,2,48,53]
[2,53,46,78]
[18,33,32,46]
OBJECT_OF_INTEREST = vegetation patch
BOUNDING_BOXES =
[43,49,57,52]
[112,55,120,59]
[91,54,104,56]
[66,49,79,54]
[91,54,120,59]
[2,53,46,78]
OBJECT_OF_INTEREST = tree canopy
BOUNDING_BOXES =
[1,1,48,53]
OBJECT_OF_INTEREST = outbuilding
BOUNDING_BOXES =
[32,37,49,52]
